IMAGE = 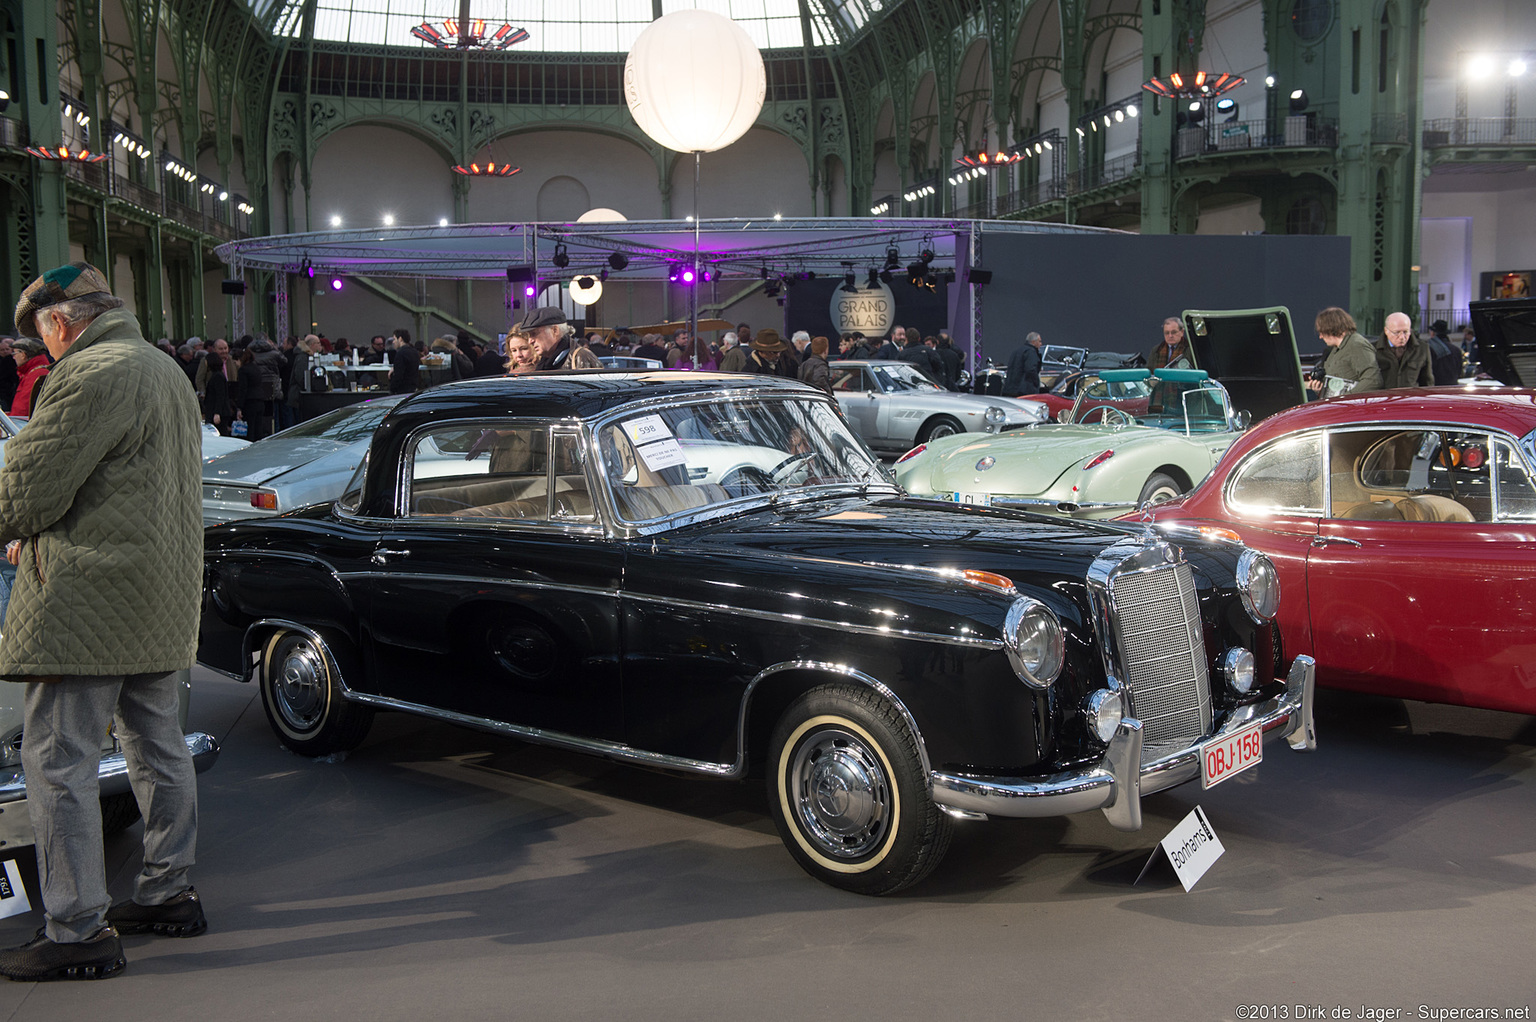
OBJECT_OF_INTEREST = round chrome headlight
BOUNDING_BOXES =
[1223,647,1257,694]
[1236,549,1280,623]
[1003,597,1066,689]
[984,406,1006,424]
[1083,688,1124,743]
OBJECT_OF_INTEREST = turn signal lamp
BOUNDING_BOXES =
[250,492,279,511]
[961,570,1016,593]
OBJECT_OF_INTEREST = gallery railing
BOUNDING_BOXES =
[1423,117,1536,147]
[59,159,251,242]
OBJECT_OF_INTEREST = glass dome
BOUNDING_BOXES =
[260,0,870,53]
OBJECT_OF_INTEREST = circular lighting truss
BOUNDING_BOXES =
[1142,71,1245,100]
[412,20,529,50]
[452,161,521,177]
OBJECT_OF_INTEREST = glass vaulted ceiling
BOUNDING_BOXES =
[257,0,879,53]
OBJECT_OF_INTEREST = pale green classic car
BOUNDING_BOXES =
[893,367,1251,517]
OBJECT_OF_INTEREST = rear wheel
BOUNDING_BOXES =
[918,416,964,443]
[767,684,951,895]
[1137,471,1183,507]
[260,631,374,757]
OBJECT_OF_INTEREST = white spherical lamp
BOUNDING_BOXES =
[624,10,766,153]
[569,275,603,306]
[577,208,628,223]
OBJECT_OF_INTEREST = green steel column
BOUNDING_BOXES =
[145,224,165,338]
[1139,0,1176,233]
[21,0,67,271]
[1333,0,1376,325]
[190,243,206,340]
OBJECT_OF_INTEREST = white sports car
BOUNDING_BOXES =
[829,360,1048,455]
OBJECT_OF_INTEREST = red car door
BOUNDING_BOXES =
[1305,426,1536,713]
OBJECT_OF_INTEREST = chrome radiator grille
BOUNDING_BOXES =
[1108,561,1213,760]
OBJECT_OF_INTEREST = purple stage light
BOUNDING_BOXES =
[330,277,344,291]
[680,267,696,285]
[523,284,536,297]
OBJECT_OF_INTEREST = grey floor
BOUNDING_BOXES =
[0,668,1532,1021]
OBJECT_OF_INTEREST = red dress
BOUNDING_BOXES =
[10,355,51,417]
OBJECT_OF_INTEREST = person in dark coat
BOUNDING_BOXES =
[234,339,283,441]
[388,329,420,393]
[201,351,234,434]
[896,332,944,383]
[1373,312,1433,390]
[10,338,53,417]
[874,331,901,360]
[474,339,507,376]
[0,338,18,410]
[935,334,963,391]
[1003,332,1044,396]
[797,336,833,394]
[741,329,798,378]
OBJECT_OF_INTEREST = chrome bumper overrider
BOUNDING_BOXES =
[930,655,1316,832]
[0,731,222,804]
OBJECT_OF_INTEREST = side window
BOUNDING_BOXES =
[1226,434,1323,514]
[1494,439,1536,520]
[832,369,866,392]
[405,423,588,523]
[1332,428,1488,522]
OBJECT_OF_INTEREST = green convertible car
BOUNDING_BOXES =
[893,367,1251,517]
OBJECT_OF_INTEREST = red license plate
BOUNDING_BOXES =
[1200,721,1263,789]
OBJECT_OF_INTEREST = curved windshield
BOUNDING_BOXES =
[596,397,885,523]
[274,396,405,444]
[1071,376,1231,434]
[871,363,942,393]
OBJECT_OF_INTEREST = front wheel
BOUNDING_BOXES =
[767,684,952,895]
[917,416,964,443]
[260,631,374,757]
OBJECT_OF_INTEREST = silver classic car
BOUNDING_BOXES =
[830,359,1048,454]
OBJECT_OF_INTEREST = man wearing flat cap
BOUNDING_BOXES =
[741,328,798,379]
[517,306,574,370]
[0,263,207,981]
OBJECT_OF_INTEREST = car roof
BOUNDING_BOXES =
[1228,388,1536,460]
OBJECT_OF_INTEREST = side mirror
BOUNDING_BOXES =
[1059,408,1074,424]
[1235,409,1252,430]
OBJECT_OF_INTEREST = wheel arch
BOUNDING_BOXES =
[242,618,363,697]
[740,661,932,784]
[1151,464,1195,492]
[917,413,966,443]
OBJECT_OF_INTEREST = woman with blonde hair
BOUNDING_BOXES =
[503,333,540,375]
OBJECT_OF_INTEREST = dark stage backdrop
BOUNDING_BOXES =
[786,278,951,344]
[975,233,1351,370]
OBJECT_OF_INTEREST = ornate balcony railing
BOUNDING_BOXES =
[55,160,252,242]
[1175,116,1338,158]
[1423,117,1536,147]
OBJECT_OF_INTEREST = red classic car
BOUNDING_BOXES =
[1126,389,1536,714]
[1034,371,1153,422]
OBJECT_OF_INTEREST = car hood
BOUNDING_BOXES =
[681,495,1141,590]
[1470,297,1536,386]
[202,436,361,487]
[896,425,1137,496]
[1182,306,1307,421]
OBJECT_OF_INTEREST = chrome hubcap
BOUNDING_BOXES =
[274,645,326,730]
[789,727,891,859]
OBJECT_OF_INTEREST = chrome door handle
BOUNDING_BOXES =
[371,547,412,565]
[1310,536,1362,549]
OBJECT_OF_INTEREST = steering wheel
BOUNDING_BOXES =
[768,451,816,485]
[1096,406,1135,427]
[719,466,772,496]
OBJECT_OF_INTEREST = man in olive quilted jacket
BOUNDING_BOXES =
[0,263,207,982]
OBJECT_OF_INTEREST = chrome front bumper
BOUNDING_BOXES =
[0,732,222,849]
[930,655,1316,832]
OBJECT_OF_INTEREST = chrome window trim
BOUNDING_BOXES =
[1221,429,1327,519]
[330,570,1004,649]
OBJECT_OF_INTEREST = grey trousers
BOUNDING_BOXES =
[21,672,198,943]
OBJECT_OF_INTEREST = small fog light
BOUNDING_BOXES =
[1224,647,1257,694]
[1084,688,1124,743]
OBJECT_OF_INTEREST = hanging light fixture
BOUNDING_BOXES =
[412,19,529,49]
[452,160,520,177]
[570,276,603,305]
[1142,71,1245,99]
[26,145,106,163]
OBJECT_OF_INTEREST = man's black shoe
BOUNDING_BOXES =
[106,887,207,937]
[0,926,125,982]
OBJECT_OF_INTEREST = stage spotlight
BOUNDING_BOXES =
[552,243,570,269]
[918,247,935,265]
[884,245,901,270]
[330,277,343,291]
[866,268,880,289]
[907,261,928,285]
[1289,89,1309,113]
[842,271,858,293]
[880,268,894,285]
[608,251,629,270]
[764,279,782,298]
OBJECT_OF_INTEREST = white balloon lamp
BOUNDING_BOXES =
[624,9,765,366]
[624,10,765,154]
[577,208,628,223]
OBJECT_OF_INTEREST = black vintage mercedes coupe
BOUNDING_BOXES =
[198,372,1316,894]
